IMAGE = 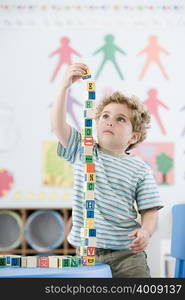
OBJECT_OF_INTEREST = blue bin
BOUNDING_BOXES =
[24,210,65,252]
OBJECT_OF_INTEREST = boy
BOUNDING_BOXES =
[50,63,163,277]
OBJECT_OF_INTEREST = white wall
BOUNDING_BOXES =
[0,0,185,276]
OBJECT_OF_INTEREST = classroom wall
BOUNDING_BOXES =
[0,0,185,276]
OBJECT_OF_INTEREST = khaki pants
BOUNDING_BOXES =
[76,247,151,278]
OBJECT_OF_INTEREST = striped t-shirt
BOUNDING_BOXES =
[57,126,163,250]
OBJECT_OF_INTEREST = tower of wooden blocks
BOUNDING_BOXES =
[81,68,96,266]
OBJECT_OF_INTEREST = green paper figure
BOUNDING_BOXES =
[92,34,126,80]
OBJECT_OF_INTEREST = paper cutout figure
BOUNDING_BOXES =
[180,105,185,136]
[143,89,169,135]
[42,141,73,187]
[49,37,81,82]
[93,34,126,80]
[134,143,174,185]
[0,169,14,197]
[137,35,170,80]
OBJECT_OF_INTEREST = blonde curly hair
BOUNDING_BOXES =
[95,91,151,151]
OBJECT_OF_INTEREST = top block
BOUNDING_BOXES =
[82,68,91,80]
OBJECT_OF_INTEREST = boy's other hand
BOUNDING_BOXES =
[61,63,88,89]
[128,228,150,253]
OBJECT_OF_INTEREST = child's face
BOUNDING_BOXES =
[96,103,139,154]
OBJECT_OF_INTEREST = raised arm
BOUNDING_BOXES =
[50,63,87,147]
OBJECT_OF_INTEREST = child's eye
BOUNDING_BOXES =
[117,117,126,122]
[102,114,109,119]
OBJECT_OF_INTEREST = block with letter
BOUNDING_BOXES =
[85,155,93,163]
[82,67,91,80]
[85,173,96,182]
[84,109,95,119]
[83,209,94,218]
[84,146,93,155]
[87,81,96,91]
[83,136,94,147]
[84,218,95,228]
[83,200,95,209]
[87,247,96,256]
[84,163,95,173]
[88,91,96,100]
[21,256,27,268]
[87,256,95,266]
[84,191,95,200]
[0,256,6,267]
[85,100,96,109]
[85,119,93,127]
[27,256,38,268]
[38,256,49,268]
[49,256,58,268]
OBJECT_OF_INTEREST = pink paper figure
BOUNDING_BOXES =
[180,105,185,136]
[137,35,170,80]
[143,89,169,135]
[49,37,81,82]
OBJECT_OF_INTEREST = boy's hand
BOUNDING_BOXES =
[61,63,88,89]
[128,228,150,253]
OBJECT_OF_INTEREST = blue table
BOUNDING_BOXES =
[0,263,112,278]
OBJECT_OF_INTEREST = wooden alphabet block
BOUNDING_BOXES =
[84,109,95,119]
[83,137,94,146]
[84,218,95,228]
[58,256,71,268]
[83,209,94,218]
[84,146,93,155]
[85,100,96,109]
[88,237,97,247]
[85,155,93,163]
[79,246,87,256]
[82,256,88,266]
[87,256,95,266]
[0,256,6,267]
[21,256,27,268]
[49,256,58,268]
[86,182,95,191]
[84,190,95,200]
[84,128,93,136]
[82,67,91,80]
[85,173,96,182]
[88,91,96,99]
[38,257,49,268]
[83,200,95,209]
[11,257,21,267]
[87,247,96,256]
[84,163,95,173]
[86,81,96,91]
[27,256,38,268]
[85,119,93,127]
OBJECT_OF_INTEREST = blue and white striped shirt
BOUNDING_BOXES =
[57,126,163,250]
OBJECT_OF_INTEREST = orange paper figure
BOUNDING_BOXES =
[143,89,169,135]
[137,35,170,80]
[49,37,81,82]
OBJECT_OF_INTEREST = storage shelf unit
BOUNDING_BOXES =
[0,208,75,256]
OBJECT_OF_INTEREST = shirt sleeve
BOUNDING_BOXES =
[136,167,164,212]
[57,126,82,164]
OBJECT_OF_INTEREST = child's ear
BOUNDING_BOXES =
[129,132,141,144]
